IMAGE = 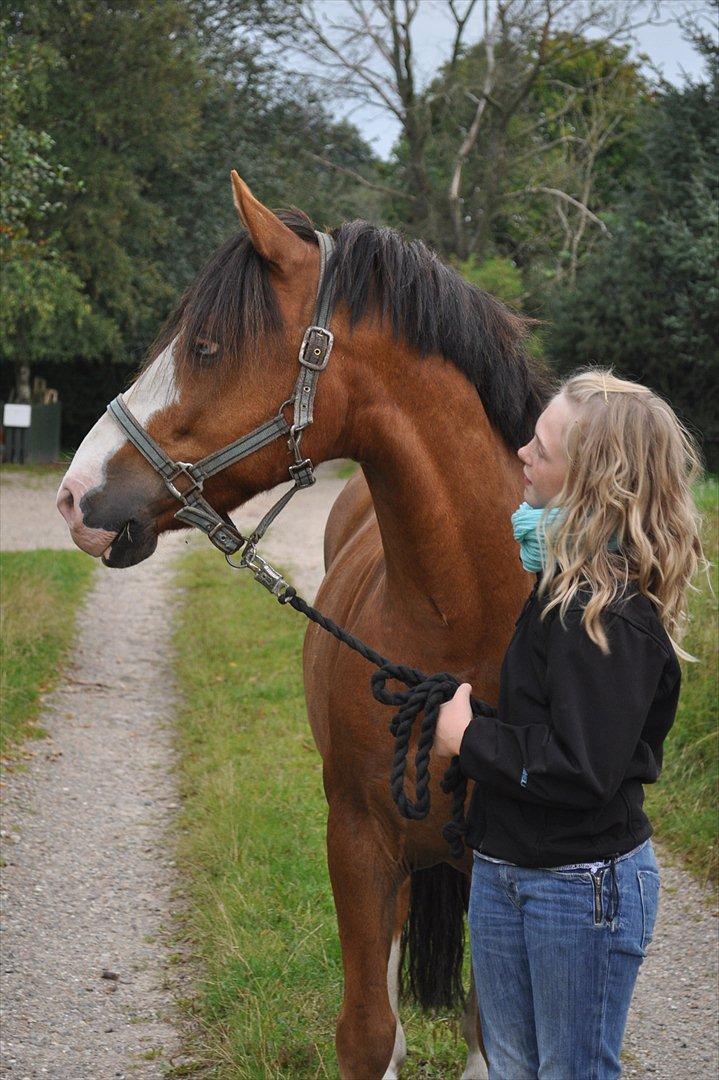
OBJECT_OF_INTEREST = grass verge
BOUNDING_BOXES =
[1,550,95,760]
[644,475,718,889]
[173,551,473,1078]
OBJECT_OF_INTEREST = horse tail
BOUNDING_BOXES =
[399,862,468,1012]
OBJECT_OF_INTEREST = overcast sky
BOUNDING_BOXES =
[312,0,717,160]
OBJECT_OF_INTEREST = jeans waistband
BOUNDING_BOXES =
[538,838,650,872]
[472,837,650,872]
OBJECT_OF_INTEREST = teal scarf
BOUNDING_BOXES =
[511,501,620,572]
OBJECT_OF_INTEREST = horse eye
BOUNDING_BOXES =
[195,338,220,360]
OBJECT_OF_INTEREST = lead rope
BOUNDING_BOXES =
[276,584,498,858]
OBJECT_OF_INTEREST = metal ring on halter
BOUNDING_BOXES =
[164,462,203,502]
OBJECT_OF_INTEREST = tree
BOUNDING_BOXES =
[547,45,719,465]
[0,21,113,395]
[276,0,660,256]
[0,0,380,446]
[401,29,647,272]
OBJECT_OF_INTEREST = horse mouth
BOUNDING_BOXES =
[101,519,158,568]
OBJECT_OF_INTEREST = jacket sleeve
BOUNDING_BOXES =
[458,607,670,809]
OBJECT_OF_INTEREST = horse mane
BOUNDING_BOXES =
[150,209,553,450]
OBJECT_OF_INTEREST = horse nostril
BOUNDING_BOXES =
[56,483,80,525]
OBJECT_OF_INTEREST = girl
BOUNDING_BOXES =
[435,367,708,1079]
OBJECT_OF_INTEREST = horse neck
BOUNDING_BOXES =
[339,328,531,654]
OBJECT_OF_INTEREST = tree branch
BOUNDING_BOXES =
[303,151,418,201]
[502,186,610,233]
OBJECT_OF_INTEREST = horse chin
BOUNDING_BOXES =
[101,519,158,568]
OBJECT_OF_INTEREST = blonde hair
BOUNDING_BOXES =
[536,366,711,660]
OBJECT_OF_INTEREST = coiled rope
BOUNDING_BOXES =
[278,585,498,858]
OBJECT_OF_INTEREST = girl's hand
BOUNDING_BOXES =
[435,682,473,758]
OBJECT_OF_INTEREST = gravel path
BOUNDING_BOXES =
[1,465,717,1079]
[0,463,349,1079]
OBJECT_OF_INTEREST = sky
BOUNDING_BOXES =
[309,0,717,160]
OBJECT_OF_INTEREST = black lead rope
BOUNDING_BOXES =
[278,585,498,859]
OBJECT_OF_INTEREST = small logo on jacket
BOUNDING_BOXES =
[520,766,529,787]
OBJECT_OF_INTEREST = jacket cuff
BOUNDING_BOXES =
[458,716,485,781]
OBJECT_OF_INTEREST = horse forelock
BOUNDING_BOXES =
[141,211,551,450]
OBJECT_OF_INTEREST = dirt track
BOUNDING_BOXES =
[0,465,717,1078]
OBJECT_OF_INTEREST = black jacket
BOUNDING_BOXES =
[459,572,682,866]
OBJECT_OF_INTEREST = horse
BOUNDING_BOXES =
[57,171,552,1078]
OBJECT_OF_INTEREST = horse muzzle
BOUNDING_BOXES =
[57,475,118,557]
[56,472,158,566]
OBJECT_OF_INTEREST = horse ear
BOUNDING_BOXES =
[230,170,305,273]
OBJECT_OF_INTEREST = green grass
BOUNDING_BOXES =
[332,459,358,481]
[173,552,473,1078]
[644,475,718,890]
[0,460,70,474]
[0,550,96,759]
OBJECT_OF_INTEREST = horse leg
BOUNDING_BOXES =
[460,963,489,1080]
[327,807,407,1079]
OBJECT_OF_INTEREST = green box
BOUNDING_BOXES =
[1,402,62,463]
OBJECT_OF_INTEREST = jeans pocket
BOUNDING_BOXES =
[637,869,660,954]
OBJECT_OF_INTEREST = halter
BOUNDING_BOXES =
[106,231,336,591]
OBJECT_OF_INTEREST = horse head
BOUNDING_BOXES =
[56,172,348,567]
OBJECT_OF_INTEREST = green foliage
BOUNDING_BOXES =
[0,0,378,436]
[0,21,110,365]
[455,254,525,308]
[547,54,719,457]
[385,31,648,262]
[0,547,95,759]
[2,1,211,359]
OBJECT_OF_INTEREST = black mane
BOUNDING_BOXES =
[151,210,552,450]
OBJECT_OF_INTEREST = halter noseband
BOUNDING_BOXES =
[106,231,336,585]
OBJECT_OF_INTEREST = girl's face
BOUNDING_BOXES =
[517,392,577,508]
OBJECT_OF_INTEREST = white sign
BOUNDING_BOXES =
[3,404,32,428]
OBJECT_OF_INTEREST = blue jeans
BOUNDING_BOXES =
[468,838,660,1079]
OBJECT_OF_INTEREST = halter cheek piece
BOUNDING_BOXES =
[106,231,336,595]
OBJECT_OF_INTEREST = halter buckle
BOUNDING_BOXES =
[165,462,203,502]
[289,458,316,488]
[298,326,333,370]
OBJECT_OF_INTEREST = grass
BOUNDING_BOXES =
[0,550,96,760]
[172,552,474,1078]
[644,475,718,889]
[0,460,70,474]
[332,459,358,481]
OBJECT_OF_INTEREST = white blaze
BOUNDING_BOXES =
[62,340,179,491]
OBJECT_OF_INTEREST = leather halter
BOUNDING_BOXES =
[106,231,335,582]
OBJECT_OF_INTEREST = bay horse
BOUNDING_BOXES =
[57,172,551,1078]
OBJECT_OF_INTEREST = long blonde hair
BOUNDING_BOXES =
[537,366,711,661]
